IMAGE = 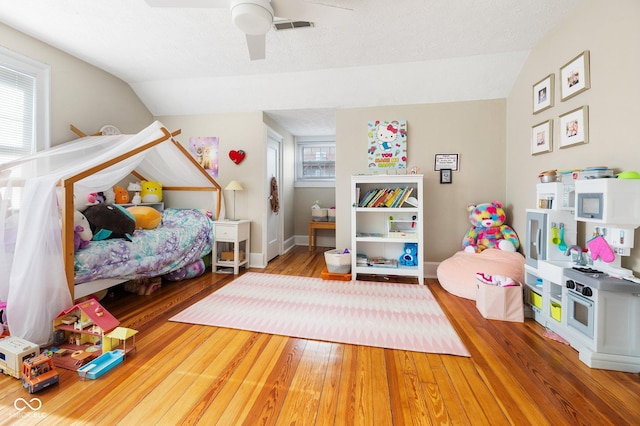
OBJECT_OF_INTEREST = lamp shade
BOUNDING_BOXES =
[225,180,244,191]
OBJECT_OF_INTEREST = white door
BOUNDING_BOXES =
[266,130,282,261]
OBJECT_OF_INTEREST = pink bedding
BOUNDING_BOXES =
[436,249,525,300]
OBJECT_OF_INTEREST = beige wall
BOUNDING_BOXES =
[155,113,268,257]
[335,100,507,261]
[0,23,152,144]
[506,0,640,272]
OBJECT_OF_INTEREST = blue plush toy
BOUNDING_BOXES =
[399,243,418,266]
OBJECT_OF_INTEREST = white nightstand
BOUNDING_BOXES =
[212,220,250,275]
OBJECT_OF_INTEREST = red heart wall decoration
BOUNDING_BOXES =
[229,149,246,165]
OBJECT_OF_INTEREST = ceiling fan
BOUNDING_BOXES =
[145,0,353,60]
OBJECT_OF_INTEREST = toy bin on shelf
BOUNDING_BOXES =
[324,249,351,273]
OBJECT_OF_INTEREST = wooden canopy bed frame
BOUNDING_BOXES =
[60,124,222,300]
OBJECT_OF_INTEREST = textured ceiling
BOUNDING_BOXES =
[0,0,580,135]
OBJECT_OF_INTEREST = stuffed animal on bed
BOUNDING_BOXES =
[141,181,162,203]
[74,210,93,250]
[462,201,519,253]
[83,203,136,241]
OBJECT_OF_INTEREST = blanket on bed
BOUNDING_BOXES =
[74,208,212,284]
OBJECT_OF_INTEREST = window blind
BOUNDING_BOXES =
[0,64,36,164]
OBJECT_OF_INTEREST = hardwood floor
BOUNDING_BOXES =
[1,246,638,425]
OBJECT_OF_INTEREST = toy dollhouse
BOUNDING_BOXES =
[52,299,135,370]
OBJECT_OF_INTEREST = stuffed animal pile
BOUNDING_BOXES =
[462,201,519,253]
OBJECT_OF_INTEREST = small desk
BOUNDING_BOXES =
[308,221,336,251]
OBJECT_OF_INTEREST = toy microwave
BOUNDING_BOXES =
[575,178,640,225]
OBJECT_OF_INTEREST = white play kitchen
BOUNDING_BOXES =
[524,170,640,373]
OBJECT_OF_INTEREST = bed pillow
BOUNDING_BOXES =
[127,206,162,230]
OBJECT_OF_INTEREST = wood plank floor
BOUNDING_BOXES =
[1,245,638,425]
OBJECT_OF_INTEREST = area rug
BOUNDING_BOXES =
[170,273,470,357]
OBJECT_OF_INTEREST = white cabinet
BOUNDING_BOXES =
[212,220,250,275]
[350,175,424,283]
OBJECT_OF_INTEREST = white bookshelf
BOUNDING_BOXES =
[351,174,424,283]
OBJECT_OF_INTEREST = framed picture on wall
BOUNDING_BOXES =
[531,119,553,155]
[560,51,590,101]
[440,168,452,184]
[533,74,554,114]
[559,106,589,148]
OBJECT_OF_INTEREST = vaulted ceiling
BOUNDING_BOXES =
[0,0,580,135]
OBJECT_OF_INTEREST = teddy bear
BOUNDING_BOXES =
[462,201,520,253]
[141,181,162,203]
[398,242,418,266]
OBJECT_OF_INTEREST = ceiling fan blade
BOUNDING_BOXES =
[246,34,266,60]
[145,0,228,8]
[271,0,352,23]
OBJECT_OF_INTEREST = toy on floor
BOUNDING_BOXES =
[398,243,418,266]
[0,336,40,378]
[21,353,59,393]
[462,201,520,253]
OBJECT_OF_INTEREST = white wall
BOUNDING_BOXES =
[335,100,507,262]
[0,23,152,144]
[506,0,640,272]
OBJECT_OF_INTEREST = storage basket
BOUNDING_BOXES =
[476,280,524,322]
[324,249,351,273]
[312,208,328,222]
[327,208,336,222]
[529,290,542,310]
[550,301,562,322]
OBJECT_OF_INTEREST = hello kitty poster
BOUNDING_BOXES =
[367,120,407,170]
[189,136,219,178]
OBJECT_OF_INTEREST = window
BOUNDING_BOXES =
[0,47,50,164]
[296,136,335,187]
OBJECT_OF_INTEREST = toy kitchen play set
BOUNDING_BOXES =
[525,170,640,373]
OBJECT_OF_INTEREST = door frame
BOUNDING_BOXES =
[263,127,283,264]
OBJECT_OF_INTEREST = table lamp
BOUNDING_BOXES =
[225,180,244,220]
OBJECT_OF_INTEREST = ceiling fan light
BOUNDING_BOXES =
[231,1,274,35]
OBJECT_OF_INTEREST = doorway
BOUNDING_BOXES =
[266,129,283,262]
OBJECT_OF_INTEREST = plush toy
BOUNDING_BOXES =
[462,201,520,253]
[128,181,142,204]
[163,259,206,282]
[83,203,136,241]
[127,206,162,230]
[113,186,129,204]
[141,181,162,203]
[74,210,93,250]
[399,242,418,266]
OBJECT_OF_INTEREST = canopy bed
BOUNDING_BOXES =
[0,121,222,345]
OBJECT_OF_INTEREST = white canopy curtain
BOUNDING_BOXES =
[0,121,221,346]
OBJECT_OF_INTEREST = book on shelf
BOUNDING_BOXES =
[384,187,403,207]
[367,257,398,268]
[358,186,415,208]
[356,232,384,237]
[397,187,414,207]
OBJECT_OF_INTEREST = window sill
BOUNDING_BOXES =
[295,180,336,188]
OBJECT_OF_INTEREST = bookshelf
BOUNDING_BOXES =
[351,174,424,283]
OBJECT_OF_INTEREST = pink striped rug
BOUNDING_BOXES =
[170,273,470,356]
